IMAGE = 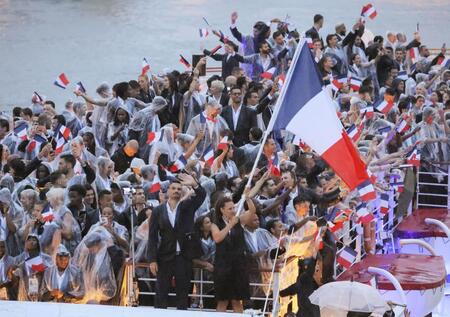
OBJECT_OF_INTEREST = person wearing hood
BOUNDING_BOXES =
[106,106,130,155]
[11,234,52,301]
[0,188,22,257]
[0,239,16,300]
[95,157,114,192]
[40,244,85,302]
[62,101,83,138]
[81,130,108,159]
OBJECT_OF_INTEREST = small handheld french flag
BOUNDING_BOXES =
[396,116,410,134]
[409,47,420,64]
[179,55,191,70]
[346,123,362,142]
[217,136,229,150]
[349,76,362,91]
[25,255,46,273]
[147,130,164,145]
[142,58,151,75]
[337,246,357,269]
[331,75,348,91]
[41,204,54,223]
[54,73,70,89]
[374,95,395,114]
[209,45,222,55]
[203,145,215,167]
[356,202,375,224]
[170,155,188,172]
[305,37,313,49]
[269,154,281,176]
[380,193,389,214]
[199,28,209,38]
[407,146,421,167]
[361,3,377,20]
[75,81,86,94]
[32,91,44,104]
[357,179,377,202]
[27,134,47,153]
[260,67,277,80]
[14,123,28,141]
[149,174,161,193]
[396,71,408,81]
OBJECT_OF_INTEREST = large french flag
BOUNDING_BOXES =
[272,41,369,190]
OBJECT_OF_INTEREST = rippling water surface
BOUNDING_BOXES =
[0,0,449,109]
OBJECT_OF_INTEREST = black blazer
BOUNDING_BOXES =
[203,49,245,79]
[148,186,206,263]
[221,105,257,147]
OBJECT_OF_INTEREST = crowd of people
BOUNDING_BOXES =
[0,9,449,317]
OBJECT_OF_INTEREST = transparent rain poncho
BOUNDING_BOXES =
[72,227,117,303]
[40,260,85,302]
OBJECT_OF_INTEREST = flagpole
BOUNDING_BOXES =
[236,39,305,216]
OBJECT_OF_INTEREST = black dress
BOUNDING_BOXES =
[213,218,250,301]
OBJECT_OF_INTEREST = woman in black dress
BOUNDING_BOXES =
[211,196,256,313]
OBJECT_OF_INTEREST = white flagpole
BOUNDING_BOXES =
[236,39,306,216]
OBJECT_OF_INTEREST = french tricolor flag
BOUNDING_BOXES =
[436,56,450,68]
[278,74,286,90]
[367,169,377,184]
[407,146,421,167]
[170,155,188,172]
[269,154,281,176]
[346,123,362,142]
[199,28,209,38]
[305,37,313,49]
[363,104,374,119]
[331,75,348,91]
[261,67,277,80]
[179,55,191,70]
[272,40,369,190]
[147,130,164,145]
[396,71,408,81]
[361,3,377,20]
[349,76,362,91]
[25,255,46,273]
[27,134,47,153]
[217,136,229,151]
[209,45,222,56]
[54,73,70,89]
[141,58,151,75]
[32,91,45,104]
[396,116,410,134]
[380,193,389,215]
[374,95,395,114]
[149,174,161,193]
[58,124,71,140]
[390,174,404,192]
[327,220,343,233]
[337,246,357,269]
[41,204,54,223]
[203,145,215,167]
[356,203,375,224]
[14,123,28,141]
[75,81,86,94]
[357,179,377,202]
[409,47,420,64]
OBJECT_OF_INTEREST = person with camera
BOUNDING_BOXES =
[148,173,206,310]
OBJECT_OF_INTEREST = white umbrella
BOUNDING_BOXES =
[309,281,390,315]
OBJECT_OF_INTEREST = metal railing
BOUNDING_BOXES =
[416,161,450,209]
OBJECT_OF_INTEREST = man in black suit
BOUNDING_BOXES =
[204,41,244,79]
[305,14,324,42]
[221,86,257,147]
[148,173,206,310]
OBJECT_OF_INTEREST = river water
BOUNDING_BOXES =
[0,0,449,110]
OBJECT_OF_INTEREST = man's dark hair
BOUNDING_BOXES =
[272,30,283,40]
[249,127,263,141]
[229,85,242,94]
[54,114,66,126]
[265,218,281,233]
[60,154,76,168]
[49,171,64,184]
[129,80,140,89]
[113,82,130,100]
[37,113,51,128]
[373,35,384,44]
[44,100,56,109]
[98,189,112,200]
[69,184,87,197]
[9,158,25,176]
[313,14,324,24]
[293,193,312,206]
[258,40,270,51]
[13,107,22,117]
[206,75,222,88]
[0,119,9,132]
[21,107,33,118]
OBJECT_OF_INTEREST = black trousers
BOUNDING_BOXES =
[155,255,192,309]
